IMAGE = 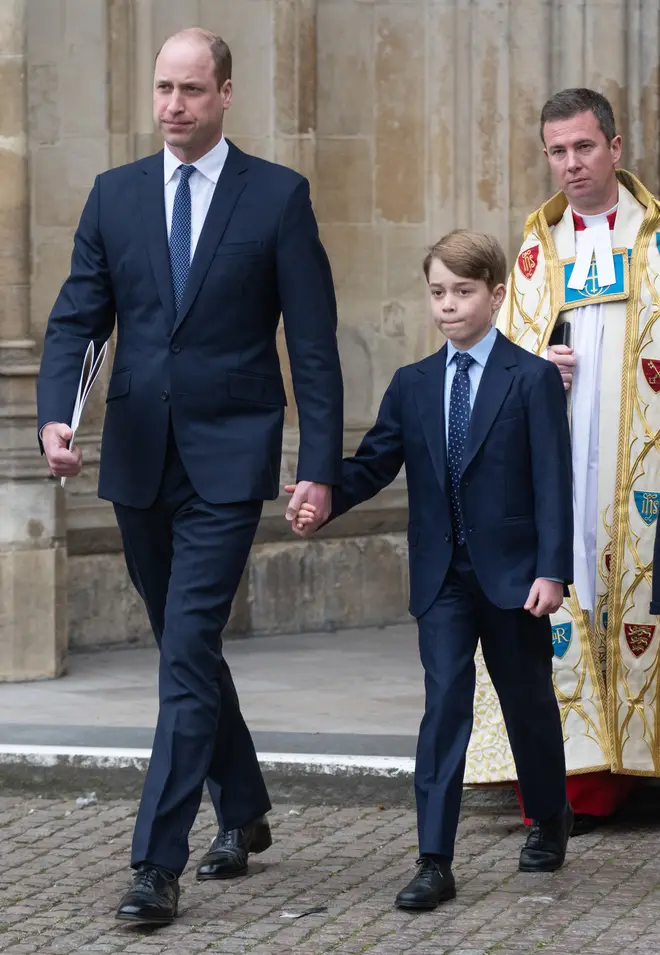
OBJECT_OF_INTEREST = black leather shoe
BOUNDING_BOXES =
[570,812,600,837]
[395,857,456,910]
[116,865,179,924]
[196,815,272,880]
[519,804,574,872]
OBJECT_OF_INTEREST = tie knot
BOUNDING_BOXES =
[178,164,195,182]
[454,352,474,373]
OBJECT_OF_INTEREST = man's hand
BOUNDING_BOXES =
[284,481,331,538]
[547,344,576,391]
[42,422,83,479]
[524,578,564,618]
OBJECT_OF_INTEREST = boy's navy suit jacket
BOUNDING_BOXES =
[331,329,574,618]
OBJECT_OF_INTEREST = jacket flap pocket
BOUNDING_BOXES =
[227,370,287,406]
[106,369,131,401]
[215,240,263,256]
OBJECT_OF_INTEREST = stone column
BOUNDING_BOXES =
[0,0,67,681]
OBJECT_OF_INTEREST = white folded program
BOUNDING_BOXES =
[61,339,109,488]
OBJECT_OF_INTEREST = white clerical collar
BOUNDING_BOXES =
[163,136,229,186]
[567,202,618,291]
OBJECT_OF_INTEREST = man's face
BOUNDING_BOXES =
[428,257,505,351]
[543,110,622,211]
[153,36,231,161]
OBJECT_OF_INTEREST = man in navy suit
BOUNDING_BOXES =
[37,28,343,924]
[289,230,573,910]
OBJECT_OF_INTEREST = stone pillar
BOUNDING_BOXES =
[0,0,67,681]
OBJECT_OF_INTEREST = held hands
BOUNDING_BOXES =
[42,422,83,479]
[284,481,331,538]
[524,578,564,618]
[547,344,576,391]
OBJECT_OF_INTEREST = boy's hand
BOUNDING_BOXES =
[547,345,575,391]
[524,578,564,617]
[284,482,329,537]
[290,501,319,537]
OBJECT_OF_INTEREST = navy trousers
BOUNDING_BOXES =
[114,427,271,875]
[415,545,566,859]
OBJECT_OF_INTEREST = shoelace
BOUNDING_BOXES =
[525,822,543,848]
[414,857,444,880]
[135,866,173,892]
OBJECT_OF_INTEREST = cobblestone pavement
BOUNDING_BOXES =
[1,796,660,955]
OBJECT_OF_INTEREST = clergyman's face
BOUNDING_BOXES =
[543,110,621,212]
[153,36,231,162]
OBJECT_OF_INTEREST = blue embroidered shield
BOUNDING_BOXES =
[656,232,660,255]
[552,623,572,660]
[634,491,660,526]
[563,250,628,306]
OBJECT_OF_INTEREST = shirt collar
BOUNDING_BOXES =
[163,135,229,186]
[572,204,618,232]
[446,325,497,367]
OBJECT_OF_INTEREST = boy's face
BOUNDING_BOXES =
[428,257,506,350]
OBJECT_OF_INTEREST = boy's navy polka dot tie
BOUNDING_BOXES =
[447,352,474,545]
[169,163,195,313]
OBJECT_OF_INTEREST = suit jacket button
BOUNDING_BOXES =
[161,390,169,401]
[444,533,452,543]
[171,343,181,354]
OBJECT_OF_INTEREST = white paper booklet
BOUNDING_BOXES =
[61,340,109,487]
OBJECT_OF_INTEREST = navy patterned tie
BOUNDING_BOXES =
[447,352,474,544]
[169,163,195,313]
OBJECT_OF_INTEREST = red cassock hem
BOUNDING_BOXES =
[515,771,639,825]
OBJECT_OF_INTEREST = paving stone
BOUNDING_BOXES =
[0,797,659,953]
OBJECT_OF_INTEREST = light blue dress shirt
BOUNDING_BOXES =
[444,325,497,444]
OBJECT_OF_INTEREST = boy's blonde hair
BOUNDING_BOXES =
[423,229,507,290]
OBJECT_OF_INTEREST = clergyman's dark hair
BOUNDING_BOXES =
[540,88,617,144]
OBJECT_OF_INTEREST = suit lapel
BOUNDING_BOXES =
[461,331,516,475]
[172,141,249,336]
[414,347,449,496]
[138,151,176,322]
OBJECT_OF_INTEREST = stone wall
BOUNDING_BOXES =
[3,0,659,657]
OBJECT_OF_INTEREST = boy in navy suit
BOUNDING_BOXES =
[287,230,574,910]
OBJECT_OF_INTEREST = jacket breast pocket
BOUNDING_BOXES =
[227,370,286,406]
[106,369,131,401]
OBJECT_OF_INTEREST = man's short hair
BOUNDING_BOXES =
[540,88,616,144]
[200,30,232,87]
[423,230,507,290]
[156,29,232,89]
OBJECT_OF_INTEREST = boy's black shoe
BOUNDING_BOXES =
[519,804,574,872]
[395,857,456,910]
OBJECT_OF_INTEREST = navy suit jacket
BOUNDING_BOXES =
[331,330,574,617]
[37,141,344,508]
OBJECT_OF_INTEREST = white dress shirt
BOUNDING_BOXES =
[163,136,229,259]
[444,325,497,444]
